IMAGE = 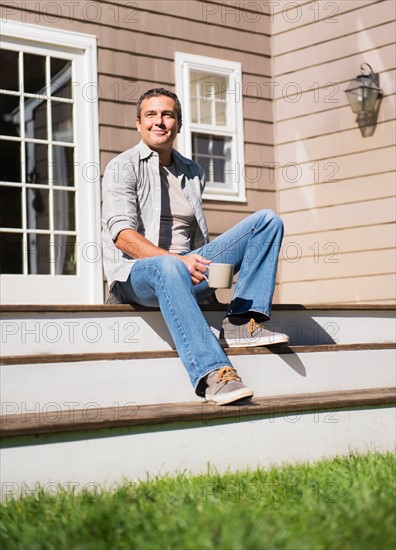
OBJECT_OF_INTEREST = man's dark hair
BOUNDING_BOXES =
[136,88,182,125]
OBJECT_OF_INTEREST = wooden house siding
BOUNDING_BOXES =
[272,0,396,304]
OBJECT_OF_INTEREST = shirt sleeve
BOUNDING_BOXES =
[102,155,139,242]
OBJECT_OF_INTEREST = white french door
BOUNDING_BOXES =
[0,21,102,304]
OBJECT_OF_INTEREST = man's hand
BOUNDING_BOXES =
[176,253,211,285]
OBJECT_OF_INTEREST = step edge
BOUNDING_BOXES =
[1,303,395,314]
[1,343,395,366]
[1,387,395,439]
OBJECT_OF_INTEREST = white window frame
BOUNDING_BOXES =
[175,52,246,202]
[0,20,102,304]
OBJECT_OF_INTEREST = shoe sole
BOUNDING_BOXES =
[219,336,289,348]
[205,388,254,406]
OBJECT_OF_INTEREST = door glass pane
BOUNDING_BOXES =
[0,233,23,274]
[0,186,22,228]
[52,102,73,142]
[24,53,46,94]
[55,234,76,275]
[0,50,19,92]
[25,99,47,140]
[0,94,21,136]
[25,143,48,184]
[26,188,49,230]
[0,140,21,182]
[27,233,50,274]
[51,58,72,99]
[53,145,74,186]
[53,190,75,231]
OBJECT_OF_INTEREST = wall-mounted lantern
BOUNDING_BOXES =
[345,63,383,137]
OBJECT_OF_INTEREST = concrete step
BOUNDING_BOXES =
[1,387,395,499]
[1,344,395,411]
[1,304,395,357]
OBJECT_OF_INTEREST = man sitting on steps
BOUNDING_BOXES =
[101,88,288,406]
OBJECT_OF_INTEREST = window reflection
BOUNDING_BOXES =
[25,99,47,140]
[26,188,49,230]
[24,53,46,94]
[53,145,74,186]
[0,50,19,92]
[54,190,75,231]
[0,233,23,274]
[51,58,72,99]
[25,143,48,185]
[52,101,73,142]
[54,234,76,275]
[0,94,20,136]
[27,233,50,274]
[0,140,21,182]
[0,187,22,228]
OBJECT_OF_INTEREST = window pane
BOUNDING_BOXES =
[51,58,72,99]
[215,100,226,125]
[25,99,47,140]
[55,235,76,275]
[0,233,23,274]
[52,102,73,142]
[53,190,75,231]
[199,97,211,124]
[0,50,19,92]
[213,158,226,183]
[192,135,210,154]
[25,143,48,184]
[0,94,21,136]
[26,188,49,230]
[0,186,22,228]
[24,53,46,95]
[53,145,74,186]
[190,71,228,126]
[213,136,226,156]
[191,98,198,124]
[27,233,50,274]
[195,156,211,175]
[0,140,21,182]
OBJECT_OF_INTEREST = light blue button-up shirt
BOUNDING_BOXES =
[102,141,210,288]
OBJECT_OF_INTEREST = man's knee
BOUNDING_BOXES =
[257,209,284,232]
[154,255,190,281]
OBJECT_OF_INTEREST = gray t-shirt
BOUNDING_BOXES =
[158,164,194,253]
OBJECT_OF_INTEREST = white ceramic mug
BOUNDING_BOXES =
[203,263,234,289]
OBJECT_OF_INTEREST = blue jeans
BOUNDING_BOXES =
[118,209,284,394]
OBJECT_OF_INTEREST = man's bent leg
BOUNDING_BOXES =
[193,209,284,319]
[119,255,234,393]
[192,209,288,347]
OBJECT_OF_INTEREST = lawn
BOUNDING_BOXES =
[1,452,395,549]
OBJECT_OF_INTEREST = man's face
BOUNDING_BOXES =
[136,95,181,152]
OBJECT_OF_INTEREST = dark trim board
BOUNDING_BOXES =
[1,304,395,313]
[1,387,395,438]
[1,343,395,366]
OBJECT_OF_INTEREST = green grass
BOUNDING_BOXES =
[1,452,395,550]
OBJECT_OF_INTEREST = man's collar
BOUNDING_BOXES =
[138,140,156,159]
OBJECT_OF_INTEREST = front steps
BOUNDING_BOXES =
[0,304,395,498]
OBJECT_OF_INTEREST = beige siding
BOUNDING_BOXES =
[273,0,396,304]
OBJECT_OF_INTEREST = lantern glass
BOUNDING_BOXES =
[345,75,381,114]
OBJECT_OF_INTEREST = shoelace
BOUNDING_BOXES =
[215,366,241,383]
[248,318,260,335]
